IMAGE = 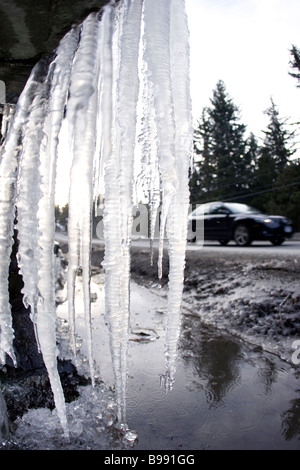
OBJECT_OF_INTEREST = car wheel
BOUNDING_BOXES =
[219,239,229,246]
[234,224,251,246]
[271,237,284,246]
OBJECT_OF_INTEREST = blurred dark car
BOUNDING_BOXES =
[187,201,293,246]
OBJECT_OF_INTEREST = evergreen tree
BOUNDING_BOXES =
[190,80,250,202]
[289,45,300,87]
[259,99,296,177]
[249,147,277,209]
[191,108,215,202]
[237,132,260,199]
[250,100,298,220]
[209,81,247,196]
[265,160,300,230]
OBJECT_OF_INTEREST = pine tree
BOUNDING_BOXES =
[289,45,300,87]
[191,108,215,202]
[251,100,298,216]
[266,160,300,229]
[190,80,249,202]
[260,99,296,176]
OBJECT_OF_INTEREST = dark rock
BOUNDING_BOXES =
[0,0,111,102]
[1,359,89,424]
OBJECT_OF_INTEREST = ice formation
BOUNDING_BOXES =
[0,0,192,434]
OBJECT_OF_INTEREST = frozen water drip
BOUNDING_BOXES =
[0,0,193,437]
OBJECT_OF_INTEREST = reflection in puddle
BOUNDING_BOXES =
[180,323,242,409]
[128,312,300,450]
[282,398,300,441]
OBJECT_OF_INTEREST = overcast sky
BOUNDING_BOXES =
[55,1,300,205]
[185,0,300,145]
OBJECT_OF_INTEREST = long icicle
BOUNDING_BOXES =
[101,0,126,426]
[114,0,143,426]
[16,62,55,350]
[0,58,52,366]
[163,0,193,391]
[67,13,101,386]
[16,28,80,349]
[143,0,179,280]
[100,0,143,427]
[34,28,80,437]
[99,3,124,420]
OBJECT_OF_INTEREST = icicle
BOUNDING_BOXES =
[16,26,80,436]
[0,57,51,365]
[0,0,193,437]
[115,0,143,425]
[101,0,143,426]
[36,28,80,437]
[100,1,124,424]
[16,66,53,349]
[143,0,179,279]
[16,32,77,340]
[161,0,193,391]
[66,13,102,386]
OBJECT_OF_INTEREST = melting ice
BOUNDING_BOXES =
[0,0,193,435]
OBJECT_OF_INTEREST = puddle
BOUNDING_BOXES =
[127,316,300,450]
[5,278,300,450]
[86,279,300,450]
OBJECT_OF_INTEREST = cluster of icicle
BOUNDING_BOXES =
[0,0,193,436]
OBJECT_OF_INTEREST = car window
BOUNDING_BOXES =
[215,206,231,214]
[209,204,223,214]
[224,203,259,214]
[192,204,211,216]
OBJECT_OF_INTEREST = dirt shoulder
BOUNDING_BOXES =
[129,245,300,363]
[71,241,300,363]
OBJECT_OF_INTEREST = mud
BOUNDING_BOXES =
[128,245,300,363]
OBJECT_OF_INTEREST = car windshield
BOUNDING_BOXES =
[224,203,260,214]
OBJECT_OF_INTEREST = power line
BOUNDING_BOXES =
[222,181,300,201]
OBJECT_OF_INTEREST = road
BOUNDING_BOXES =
[186,239,300,257]
[130,238,300,259]
[56,231,300,258]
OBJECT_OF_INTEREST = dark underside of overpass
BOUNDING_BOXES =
[0,0,111,103]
